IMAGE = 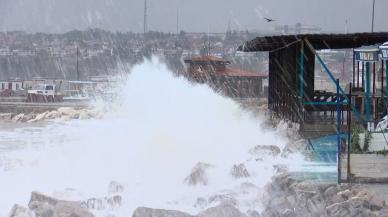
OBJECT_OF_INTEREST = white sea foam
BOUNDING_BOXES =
[0,57,306,216]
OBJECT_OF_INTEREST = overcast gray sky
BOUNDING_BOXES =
[0,0,387,33]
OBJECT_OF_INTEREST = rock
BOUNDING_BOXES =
[249,145,281,160]
[83,195,122,210]
[28,191,94,217]
[21,113,36,122]
[106,195,122,208]
[132,207,194,217]
[198,204,247,217]
[323,185,338,197]
[0,113,12,121]
[184,162,214,186]
[85,198,106,210]
[27,111,49,122]
[246,210,260,217]
[45,111,61,119]
[194,197,208,209]
[230,164,250,179]
[208,193,237,207]
[108,181,124,194]
[12,114,24,122]
[7,204,34,217]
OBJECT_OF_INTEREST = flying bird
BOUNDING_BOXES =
[264,18,275,22]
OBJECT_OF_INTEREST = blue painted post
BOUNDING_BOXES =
[299,43,305,101]
[336,79,341,184]
[365,62,371,125]
[386,61,388,104]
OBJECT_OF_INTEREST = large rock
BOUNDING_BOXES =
[27,111,49,123]
[261,173,388,217]
[7,204,34,217]
[198,204,247,217]
[132,205,247,217]
[108,181,124,194]
[57,107,80,119]
[230,164,250,179]
[132,207,194,217]
[28,191,94,217]
[207,193,238,207]
[0,113,12,121]
[12,114,24,122]
[249,145,281,161]
[184,162,214,186]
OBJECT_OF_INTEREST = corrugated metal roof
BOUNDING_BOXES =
[239,32,388,52]
[221,68,267,78]
[184,55,230,63]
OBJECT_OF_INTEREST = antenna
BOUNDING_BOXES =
[371,0,375,32]
[144,0,148,34]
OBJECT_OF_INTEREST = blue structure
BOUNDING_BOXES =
[239,32,388,183]
[380,43,388,103]
[354,46,380,130]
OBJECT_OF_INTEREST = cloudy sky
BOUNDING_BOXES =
[0,0,387,33]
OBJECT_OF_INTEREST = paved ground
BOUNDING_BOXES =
[0,101,90,113]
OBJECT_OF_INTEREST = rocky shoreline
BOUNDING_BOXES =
[6,170,388,217]
[0,107,103,123]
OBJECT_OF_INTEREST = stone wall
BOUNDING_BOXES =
[342,154,388,183]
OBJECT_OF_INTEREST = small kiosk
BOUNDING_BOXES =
[354,46,380,130]
[380,42,388,103]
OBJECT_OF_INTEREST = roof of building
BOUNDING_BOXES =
[239,32,388,52]
[184,55,230,64]
[221,68,267,78]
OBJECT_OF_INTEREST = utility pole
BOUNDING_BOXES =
[176,8,179,35]
[144,0,148,34]
[76,47,79,81]
[372,0,376,32]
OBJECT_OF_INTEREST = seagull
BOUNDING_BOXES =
[264,17,275,22]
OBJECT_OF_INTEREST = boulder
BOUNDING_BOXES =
[198,204,247,217]
[108,181,124,194]
[184,162,214,186]
[27,111,49,123]
[194,197,208,209]
[21,113,36,122]
[7,204,34,217]
[249,145,281,161]
[208,193,237,207]
[230,164,250,179]
[246,210,260,217]
[83,195,122,210]
[12,114,24,122]
[45,111,61,119]
[0,113,12,121]
[132,207,194,217]
[28,191,94,217]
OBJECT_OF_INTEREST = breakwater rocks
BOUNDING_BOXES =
[132,204,248,217]
[260,172,388,217]
[131,172,388,217]
[0,107,103,123]
[6,181,124,217]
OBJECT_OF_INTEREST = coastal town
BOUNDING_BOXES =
[1,0,388,217]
